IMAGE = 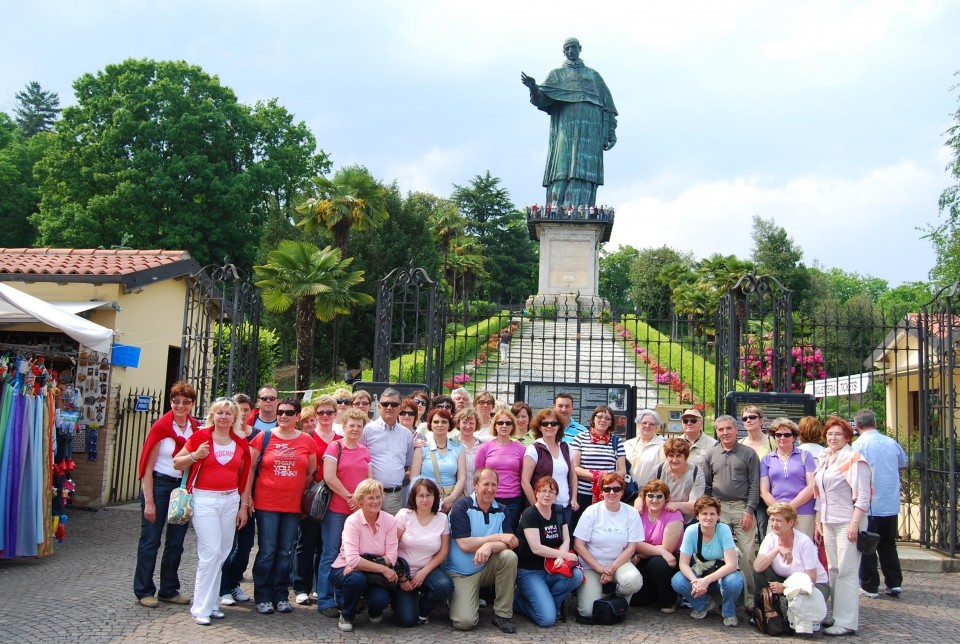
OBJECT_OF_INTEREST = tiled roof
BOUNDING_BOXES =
[0,248,191,276]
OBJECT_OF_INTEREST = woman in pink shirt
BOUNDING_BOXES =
[630,479,684,613]
[475,409,527,533]
[392,479,454,626]
[330,479,401,632]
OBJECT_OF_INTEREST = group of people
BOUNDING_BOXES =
[134,383,907,637]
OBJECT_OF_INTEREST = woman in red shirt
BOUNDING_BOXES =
[173,397,251,626]
[248,397,318,615]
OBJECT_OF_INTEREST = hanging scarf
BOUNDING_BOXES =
[137,410,199,479]
[814,443,872,502]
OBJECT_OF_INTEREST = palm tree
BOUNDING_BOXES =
[254,240,374,393]
[428,200,466,286]
[446,236,487,312]
[295,165,389,253]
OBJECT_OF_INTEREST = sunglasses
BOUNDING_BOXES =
[336,398,353,405]
[413,399,427,405]
[380,401,400,408]
[773,432,795,439]
[353,400,370,407]
[539,420,560,427]
[601,486,622,493]
[317,410,336,416]
[277,409,298,417]
[259,396,277,402]
[682,418,699,424]
[495,420,514,426]
[171,398,193,406]
[646,493,665,500]
[476,399,494,405]
[399,410,417,417]
[742,414,760,421]
[435,403,453,409]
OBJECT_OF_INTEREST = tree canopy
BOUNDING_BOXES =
[926,71,960,286]
[13,81,61,136]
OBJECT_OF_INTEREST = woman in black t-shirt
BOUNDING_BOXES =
[513,477,584,626]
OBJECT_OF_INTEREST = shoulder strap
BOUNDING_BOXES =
[655,462,665,480]
[696,525,706,561]
[429,446,443,482]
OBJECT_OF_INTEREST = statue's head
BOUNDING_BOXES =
[562,37,581,61]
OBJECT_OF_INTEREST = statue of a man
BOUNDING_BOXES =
[522,37,618,208]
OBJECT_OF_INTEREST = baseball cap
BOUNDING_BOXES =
[680,409,702,419]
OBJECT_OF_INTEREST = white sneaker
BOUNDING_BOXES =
[858,588,879,599]
[338,615,354,632]
[232,586,250,602]
[219,593,236,606]
[723,616,738,627]
[295,593,310,605]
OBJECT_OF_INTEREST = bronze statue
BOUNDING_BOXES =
[522,37,618,208]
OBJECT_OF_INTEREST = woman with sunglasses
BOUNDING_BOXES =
[513,476,584,626]
[332,388,354,431]
[472,391,497,439]
[760,417,816,538]
[740,406,773,537]
[630,479,684,613]
[573,472,645,622]
[522,408,578,527]
[475,409,528,533]
[351,390,372,419]
[247,397,318,615]
[292,397,340,605]
[409,408,465,513]
[397,398,420,434]
[572,405,627,528]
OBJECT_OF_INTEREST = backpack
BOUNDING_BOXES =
[752,586,790,636]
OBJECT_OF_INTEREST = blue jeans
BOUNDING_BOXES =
[330,567,393,622]
[496,496,523,535]
[514,566,584,626]
[316,511,349,610]
[253,510,300,605]
[391,567,455,626]
[292,516,322,594]
[219,509,256,595]
[671,570,744,618]
[134,476,190,599]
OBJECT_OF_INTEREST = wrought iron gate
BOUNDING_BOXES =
[109,387,161,503]
[917,283,960,555]
[714,272,793,410]
[180,262,261,412]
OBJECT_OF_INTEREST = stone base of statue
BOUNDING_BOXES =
[524,205,614,318]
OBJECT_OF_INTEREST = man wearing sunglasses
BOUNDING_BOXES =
[680,409,716,468]
[248,385,280,433]
[360,388,414,515]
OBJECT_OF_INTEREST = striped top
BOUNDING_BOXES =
[571,432,626,496]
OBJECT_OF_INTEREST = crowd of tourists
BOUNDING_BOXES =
[135,382,905,636]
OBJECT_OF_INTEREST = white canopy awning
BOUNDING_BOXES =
[0,283,115,353]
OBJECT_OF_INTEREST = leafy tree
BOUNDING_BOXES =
[751,215,811,305]
[628,245,694,317]
[925,71,960,285]
[599,245,640,311]
[296,164,389,253]
[0,113,54,246]
[254,241,373,392]
[877,281,935,320]
[13,81,61,136]
[662,253,753,336]
[425,196,466,286]
[451,172,537,301]
[807,266,889,306]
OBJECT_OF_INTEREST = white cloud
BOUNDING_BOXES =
[385,146,473,196]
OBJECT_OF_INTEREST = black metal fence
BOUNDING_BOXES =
[109,387,161,504]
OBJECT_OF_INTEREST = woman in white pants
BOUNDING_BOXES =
[814,417,871,637]
[573,472,644,622]
[174,397,252,625]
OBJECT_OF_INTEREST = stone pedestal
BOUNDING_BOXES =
[524,207,614,316]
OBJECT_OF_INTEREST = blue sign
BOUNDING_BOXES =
[134,396,152,412]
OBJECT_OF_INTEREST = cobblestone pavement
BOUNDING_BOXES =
[2,505,959,643]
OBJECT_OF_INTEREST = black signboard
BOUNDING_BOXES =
[724,391,816,436]
[515,381,637,439]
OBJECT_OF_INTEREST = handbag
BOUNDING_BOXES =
[359,554,410,591]
[302,442,341,521]
[691,525,725,578]
[857,530,881,555]
[167,461,201,525]
[592,595,628,624]
[614,434,640,504]
[752,586,789,636]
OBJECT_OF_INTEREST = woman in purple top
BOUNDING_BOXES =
[760,417,816,538]
[631,479,684,613]
[475,409,527,533]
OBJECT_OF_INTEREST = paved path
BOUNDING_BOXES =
[479,319,659,410]
[2,505,958,643]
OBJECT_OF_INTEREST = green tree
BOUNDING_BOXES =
[451,172,537,300]
[599,245,640,311]
[296,164,389,253]
[662,253,753,336]
[751,215,811,305]
[13,81,61,136]
[32,58,314,269]
[254,241,373,392]
[0,113,54,246]
[807,266,889,306]
[426,197,465,287]
[877,281,935,320]
[926,71,960,285]
[628,245,694,316]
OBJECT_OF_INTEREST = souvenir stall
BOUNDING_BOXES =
[0,284,114,558]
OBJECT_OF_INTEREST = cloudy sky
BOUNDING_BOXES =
[4,0,959,286]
